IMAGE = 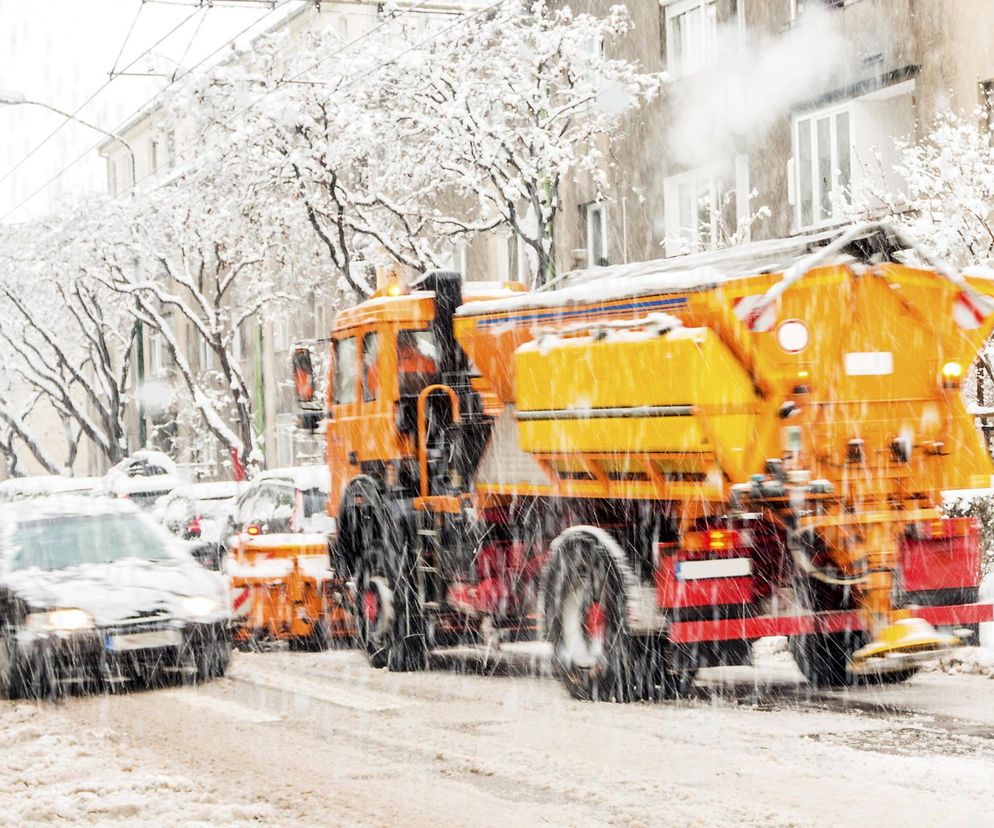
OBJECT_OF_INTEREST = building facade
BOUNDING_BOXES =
[555,0,994,272]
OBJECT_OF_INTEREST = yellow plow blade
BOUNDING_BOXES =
[850,618,960,676]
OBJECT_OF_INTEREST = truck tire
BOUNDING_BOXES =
[789,631,854,689]
[543,526,686,702]
[342,478,427,672]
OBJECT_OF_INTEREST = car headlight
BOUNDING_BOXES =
[181,596,219,619]
[25,608,94,633]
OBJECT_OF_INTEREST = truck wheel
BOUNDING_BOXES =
[789,572,859,689]
[789,632,854,689]
[543,527,671,702]
[343,478,427,672]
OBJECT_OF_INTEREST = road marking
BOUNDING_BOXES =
[169,690,282,723]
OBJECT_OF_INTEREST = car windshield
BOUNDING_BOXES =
[10,513,171,571]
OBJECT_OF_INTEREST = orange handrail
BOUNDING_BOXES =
[416,384,461,499]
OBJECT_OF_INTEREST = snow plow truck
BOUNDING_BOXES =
[295,222,994,700]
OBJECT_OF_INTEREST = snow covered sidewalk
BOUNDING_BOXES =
[0,701,273,826]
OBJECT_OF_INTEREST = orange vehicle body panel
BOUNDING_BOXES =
[228,533,353,643]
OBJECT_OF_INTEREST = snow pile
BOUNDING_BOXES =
[926,647,994,678]
[750,635,795,669]
[0,703,273,825]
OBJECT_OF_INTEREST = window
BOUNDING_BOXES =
[793,105,852,228]
[361,331,379,402]
[314,300,328,341]
[165,129,176,170]
[149,139,159,176]
[148,328,174,373]
[664,0,718,78]
[663,165,719,255]
[199,337,215,372]
[584,202,609,267]
[332,336,358,405]
[273,313,291,352]
[502,234,529,282]
[981,80,994,141]
[397,329,439,396]
[447,241,469,276]
[790,0,844,21]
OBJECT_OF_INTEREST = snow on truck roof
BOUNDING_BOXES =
[456,222,949,318]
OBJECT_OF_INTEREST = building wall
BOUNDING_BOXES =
[549,0,994,274]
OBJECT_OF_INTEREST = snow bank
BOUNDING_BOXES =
[926,647,994,678]
[0,703,273,825]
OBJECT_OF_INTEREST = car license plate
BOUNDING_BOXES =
[105,629,182,652]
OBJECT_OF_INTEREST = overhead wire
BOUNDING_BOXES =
[171,5,211,82]
[130,0,503,191]
[1,0,298,222]
[109,1,146,79]
[4,0,502,218]
[0,4,202,194]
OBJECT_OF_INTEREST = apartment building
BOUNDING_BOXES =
[555,0,994,270]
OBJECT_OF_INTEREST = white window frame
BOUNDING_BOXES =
[663,164,720,256]
[273,313,291,352]
[585,202,609,267]
[792,102,854,231]
[790,0,845,22]
[447,240,469,276]
[107,158,117,197]
[663,0,719,79]
[199,336,215,372]
[500,233,530,282]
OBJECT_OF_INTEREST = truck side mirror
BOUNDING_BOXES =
[293,346,316,404]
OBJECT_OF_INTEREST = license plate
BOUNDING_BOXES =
[676,558,752,581]
[105,629,182,652]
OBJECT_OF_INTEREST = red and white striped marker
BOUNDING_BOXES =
[733,294,778,332]
[231,586,252,618]
[953,290,993,330]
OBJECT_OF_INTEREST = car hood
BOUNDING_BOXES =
[4,556,227,626]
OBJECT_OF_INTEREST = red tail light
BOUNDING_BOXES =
[186,515,202,539]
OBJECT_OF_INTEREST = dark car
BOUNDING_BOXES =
[0,497,232,699]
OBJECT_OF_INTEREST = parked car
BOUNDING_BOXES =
[0,474,102,502]
[154,481,239,570]
[97,450,186,510]
[225,465,333,542]
[0,497,231,699]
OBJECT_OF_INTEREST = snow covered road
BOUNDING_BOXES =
[5,646,994,826]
